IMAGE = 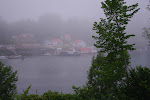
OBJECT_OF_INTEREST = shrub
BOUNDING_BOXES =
[0,61,18,100]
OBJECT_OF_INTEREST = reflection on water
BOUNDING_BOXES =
[1,51,150,95]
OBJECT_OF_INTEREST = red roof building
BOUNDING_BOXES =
[80,48,91,53]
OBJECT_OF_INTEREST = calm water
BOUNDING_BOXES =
[1,51,150,95]
[2,55,93,95]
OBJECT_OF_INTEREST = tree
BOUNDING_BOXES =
[143,1,150,45]
[121,66,150,100]
[0,61,18,100]
[87,0,139,99]
[143,27,150,42]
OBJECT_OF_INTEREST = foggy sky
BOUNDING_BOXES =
[0,0,149,23]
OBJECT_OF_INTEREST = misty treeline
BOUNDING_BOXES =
[0,12,149,49]
[0,14,94,45]
[143,0,150,45]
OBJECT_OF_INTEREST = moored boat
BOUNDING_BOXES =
[8,55,23,59]
[59,51,80,56]
[44,53,52,56]
[0,56,8,59]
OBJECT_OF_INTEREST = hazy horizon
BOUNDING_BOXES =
[0,0,149,23]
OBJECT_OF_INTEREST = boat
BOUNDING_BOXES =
[0,56,8,59]
[59,51,80,56]
[8,55,23,59]
[44,53,52,56]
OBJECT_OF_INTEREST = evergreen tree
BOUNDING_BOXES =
[87,0,140,99]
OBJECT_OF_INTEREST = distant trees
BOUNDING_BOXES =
[0,61,18,100]
[143,0,150,45]
[0,14,93,45]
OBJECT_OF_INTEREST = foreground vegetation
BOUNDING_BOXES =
[1,0,150,100]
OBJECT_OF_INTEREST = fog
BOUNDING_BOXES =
[0,0,149,48]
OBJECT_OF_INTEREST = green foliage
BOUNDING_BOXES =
[86,0,140,99]
[120,66,150,100]
[87,54,127,99]
[23,85,32,98]
[41,90,76,100]
[14,85,42,100]
[0,61,18,100]
[93,0,139,53]
[73,85,94,100]
[14,85,78,100]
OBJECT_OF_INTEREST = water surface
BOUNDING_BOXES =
[1,51,150,95]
